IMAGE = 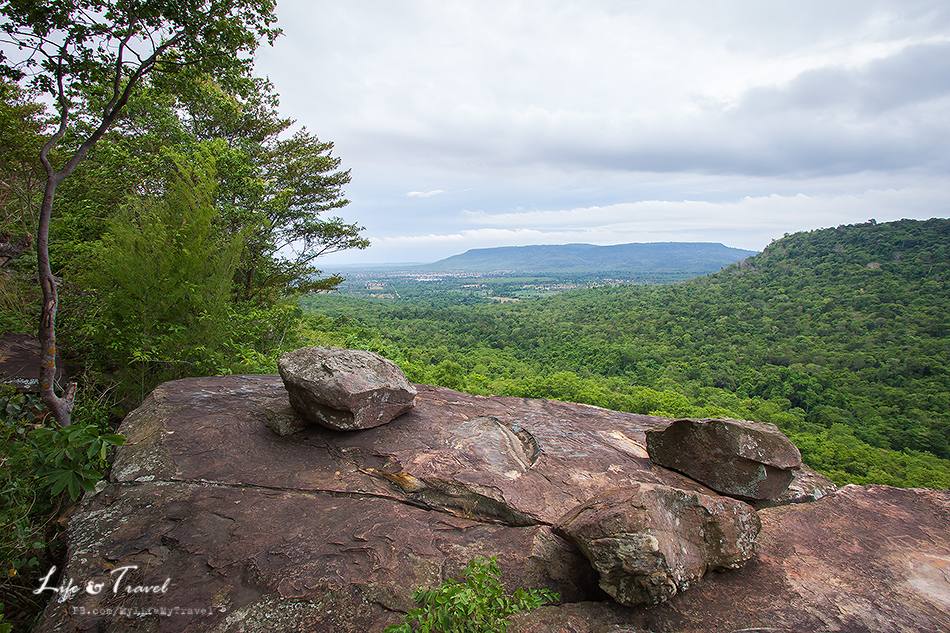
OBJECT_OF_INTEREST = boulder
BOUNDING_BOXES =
[277,346,416,430]
[754,464,837,509]
[511,485,950,633]
[555,484,760,606]
[646,418,802,500]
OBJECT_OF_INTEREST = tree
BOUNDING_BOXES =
[0,0,279,425]
[74,150,242,401]
[137,74,369,302]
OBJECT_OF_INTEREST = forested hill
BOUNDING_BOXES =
[424,241,756,273]
[302,218,950,488]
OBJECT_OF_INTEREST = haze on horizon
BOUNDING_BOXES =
[255,1,950,265]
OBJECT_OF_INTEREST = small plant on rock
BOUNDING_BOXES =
[384,556,559,633]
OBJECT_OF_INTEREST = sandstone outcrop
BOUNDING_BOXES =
[555,484,760,606]
[512,485,950,633]
[646,417,802,500]
[277,346,416,430]
[36,374,949,632]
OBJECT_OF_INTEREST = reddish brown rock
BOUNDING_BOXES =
[754,464,837,509]
[0,333,61,392]
[36,482,594,633]
[512,485,950,633]
[278,346,417,430]
[646,418,802,500]
[262,401,308,436]
[556,484,760,606]
[38,375,948,633]
[110,376,714,526]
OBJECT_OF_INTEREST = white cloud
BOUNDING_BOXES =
[255,1,950,263]
[462,187,950,231]
[406,189,445,198]
[345,184,950,263]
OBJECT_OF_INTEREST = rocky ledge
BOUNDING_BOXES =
[37,371,948,633]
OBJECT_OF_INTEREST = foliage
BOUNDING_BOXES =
[384,557,559,633]
[67,150,244,400]
[0,80,43,234]
[0,1,281,119]
[301,219,950,489]
[0,386,122,629]
[1,0,284,426]
[50,73,368,303]
[0,6,365,624]
[28,424,125,501]
[0,80,43,334]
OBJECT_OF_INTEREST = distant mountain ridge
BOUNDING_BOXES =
[423,242,757,274]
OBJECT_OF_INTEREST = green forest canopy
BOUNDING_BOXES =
[301,218,950,489]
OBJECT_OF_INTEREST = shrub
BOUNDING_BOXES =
[68,151,243,402]
[384,556,559,633]
[0,388,124,630]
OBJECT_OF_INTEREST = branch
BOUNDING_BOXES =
[105,28,136,116]
[38,53,69,178]
[59,30,185,178]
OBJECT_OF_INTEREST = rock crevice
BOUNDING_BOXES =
[37,369,947,633]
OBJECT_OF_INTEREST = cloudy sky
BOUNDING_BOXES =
[255,0,950,265]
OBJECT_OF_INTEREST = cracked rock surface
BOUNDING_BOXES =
[37,376,947,632]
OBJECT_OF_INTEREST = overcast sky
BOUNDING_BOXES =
[255,0,950,265]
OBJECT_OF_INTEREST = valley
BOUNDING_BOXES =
[302,218,950,489]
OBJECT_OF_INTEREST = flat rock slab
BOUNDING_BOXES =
[278,347,416,430]
[110,375,715,526]
[39,376,935,633]
[646,418,802,500]
[556,484,760,606]
[512,485,950,633]
[36,481,593,633]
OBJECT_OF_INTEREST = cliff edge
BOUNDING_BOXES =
[36,372,949,632]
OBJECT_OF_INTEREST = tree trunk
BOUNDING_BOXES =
[37,174,76,425]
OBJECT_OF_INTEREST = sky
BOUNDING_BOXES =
[254,0,950,265]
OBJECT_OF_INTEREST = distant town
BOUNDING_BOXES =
[331,269,686,303]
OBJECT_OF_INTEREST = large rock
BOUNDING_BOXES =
[38,481,593,633]
[37,375,948,632]
[646,418,802,500]
[555,484,759,606]
[754,464,837,509]
[40,375,712,632]
[512,485,950,633]
[108,376,713,527]
[277,347,416,430]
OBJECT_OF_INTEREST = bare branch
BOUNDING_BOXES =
[106,29,135,115]
[59,30,185,178]
[39,52,69,178]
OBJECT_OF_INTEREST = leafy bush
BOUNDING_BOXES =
[1,388,124,630]
[28,423,125,501]
[384,556,559,633]
[68,150,243,402]
[0,606,11,633]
